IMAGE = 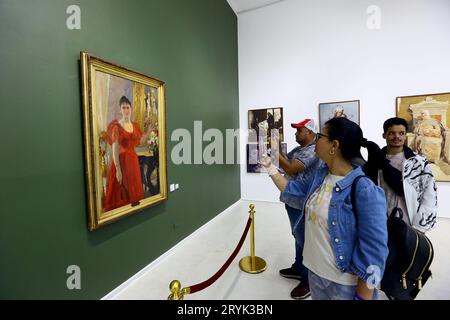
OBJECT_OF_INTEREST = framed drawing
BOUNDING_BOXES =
[80,52,168,230]
[396,92,450,182]
[318,100,360,130]
[248,107,284,144]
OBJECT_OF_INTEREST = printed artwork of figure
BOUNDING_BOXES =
[96,72,161,212]
[248,108,284,145]
[319,100,359,130]
[332,106,348,119]
[412,110,444,163]
[104,96,153,211]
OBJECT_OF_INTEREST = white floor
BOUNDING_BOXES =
[110,200,450,300]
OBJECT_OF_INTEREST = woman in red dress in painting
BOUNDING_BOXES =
[104,96,150,211]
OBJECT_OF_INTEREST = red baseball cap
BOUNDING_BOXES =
[291,118,318,134]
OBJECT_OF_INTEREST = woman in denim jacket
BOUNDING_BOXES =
[261,117,388,300]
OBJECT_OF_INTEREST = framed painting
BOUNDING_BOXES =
[80,52,168,230]
[396,92,450,182]
[318,100,360,130]
[248,107,284,144]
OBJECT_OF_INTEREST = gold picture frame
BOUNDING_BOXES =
[81,52,168,230]
[396,92,450,182]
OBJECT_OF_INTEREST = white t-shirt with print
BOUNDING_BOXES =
[303,173,358,286]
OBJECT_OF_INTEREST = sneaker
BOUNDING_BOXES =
[279,266,302,280]
[290,282,310,300]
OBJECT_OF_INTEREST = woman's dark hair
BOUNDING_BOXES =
[324,117,366,161]
[383,117,408,133]
[325,117,384,184]
[119,96,132,107]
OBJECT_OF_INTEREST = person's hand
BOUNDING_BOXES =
[259,154,272,168]
[259,154,279,176]
[116,168,123,184]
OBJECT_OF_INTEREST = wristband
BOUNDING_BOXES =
[266,164,279,176]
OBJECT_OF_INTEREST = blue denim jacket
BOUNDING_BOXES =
[283,163,389,283]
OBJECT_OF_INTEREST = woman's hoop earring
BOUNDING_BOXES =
[329,149,335,155]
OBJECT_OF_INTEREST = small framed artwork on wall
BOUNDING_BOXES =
[318,100,360,130]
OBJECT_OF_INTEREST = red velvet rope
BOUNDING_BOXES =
[188,216,253,294]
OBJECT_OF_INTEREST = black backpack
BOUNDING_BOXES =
[351,176,434,300]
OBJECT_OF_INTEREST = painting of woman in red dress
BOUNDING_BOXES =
[104,96,151,211]
[81,52,168,230]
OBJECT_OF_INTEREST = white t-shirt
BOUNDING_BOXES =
[303,174,358,286]
[379,152,410,225]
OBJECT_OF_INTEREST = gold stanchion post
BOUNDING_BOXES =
[167,280,190,300]
[239,204,267,273]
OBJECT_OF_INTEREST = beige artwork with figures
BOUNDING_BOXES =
[397,93,450,182]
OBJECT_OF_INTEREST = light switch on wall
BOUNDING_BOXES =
[170,184,175,192]
[175,184,179,189]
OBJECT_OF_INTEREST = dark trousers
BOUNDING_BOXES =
[285,204,308,282]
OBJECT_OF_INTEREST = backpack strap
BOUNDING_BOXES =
[351,175,368,223]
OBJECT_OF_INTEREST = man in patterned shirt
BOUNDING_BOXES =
[277,118,320,299]
[364,117,437,232]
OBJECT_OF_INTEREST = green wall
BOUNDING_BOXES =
[0,0,239,299]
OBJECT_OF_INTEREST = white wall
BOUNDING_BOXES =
[238,0,450,218]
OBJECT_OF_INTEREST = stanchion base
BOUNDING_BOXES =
[239,256,267,274]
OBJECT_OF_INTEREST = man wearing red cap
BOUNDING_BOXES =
[276,118,320,299]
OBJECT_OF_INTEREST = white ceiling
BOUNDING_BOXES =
[227,0,284,14]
